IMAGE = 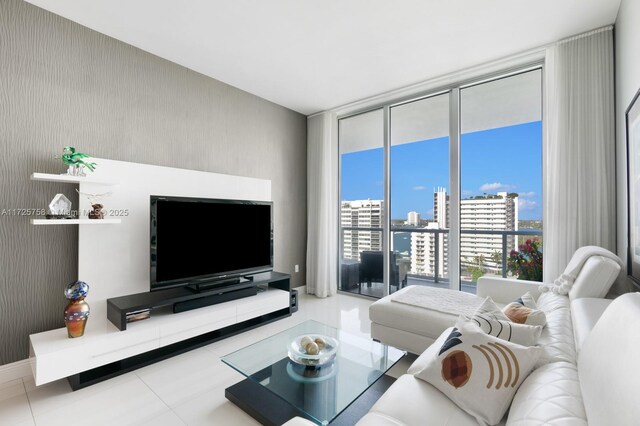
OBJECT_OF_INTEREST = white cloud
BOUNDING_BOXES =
[519,199,538,211]
[462,189,474,197]
[413,185,427,191]
[519,191,536,198]
[479,182,514,192]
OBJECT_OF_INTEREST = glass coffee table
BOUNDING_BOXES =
[222,320,405,425]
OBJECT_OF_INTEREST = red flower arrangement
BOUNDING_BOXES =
[507,239,543,282]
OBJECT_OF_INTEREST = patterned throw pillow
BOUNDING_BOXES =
[413,320,542,425]
[475,296,511,321]
[502,292,547,326]
[465,313,542,347]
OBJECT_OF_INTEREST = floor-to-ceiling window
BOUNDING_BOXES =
[390,93,450,295]
[338,109,384,296]
[459,69,543,291]
[338,67,543,298]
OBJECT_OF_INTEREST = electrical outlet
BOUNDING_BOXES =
[295,264,299,273]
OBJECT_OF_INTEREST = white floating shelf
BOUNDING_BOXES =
[31,173,118,185]
[31,219,122,225]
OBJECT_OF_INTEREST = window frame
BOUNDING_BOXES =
[337,63,544,298]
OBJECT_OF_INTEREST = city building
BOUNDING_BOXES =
[410,222,448,277]
[460,192,518,275]
[341,200,384,260]
[410,188,449,278]
[410,189,518,278]
[406,211,420,226]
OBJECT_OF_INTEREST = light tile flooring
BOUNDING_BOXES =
[0,291,415,426]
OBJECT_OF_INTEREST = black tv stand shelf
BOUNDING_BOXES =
[107,271,290,331]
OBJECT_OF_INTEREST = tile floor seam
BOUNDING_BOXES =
[21,377,36,425]
[134,370,175,411]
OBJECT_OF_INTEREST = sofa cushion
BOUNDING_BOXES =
[506,361,587,426]
[568,256,620,301]
[465,313,542,347]
[569,297,612,352]
[412,321,541,425]
[534,292,576,367]
[356,374,480,426]
[477,276,542,304]
[502,293,547,326]
[578,293,640,426]
[369,287,461,341]
[469,297,542,346]
[476,296,511,321]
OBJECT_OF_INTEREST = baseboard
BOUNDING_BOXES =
[0,358,32,385]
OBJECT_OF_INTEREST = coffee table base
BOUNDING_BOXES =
[225,374,396,426]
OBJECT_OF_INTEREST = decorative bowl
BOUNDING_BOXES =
[288,334,339,366]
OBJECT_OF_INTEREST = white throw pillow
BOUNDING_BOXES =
[476,296,511,322]
[464,313,542,347]
[502,292,547,326]
[412,320,542,425]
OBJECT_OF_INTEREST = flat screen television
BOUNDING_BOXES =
[150,195,273,291]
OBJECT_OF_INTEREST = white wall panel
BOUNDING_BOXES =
[78,158,271,323]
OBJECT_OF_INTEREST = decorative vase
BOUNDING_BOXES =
[88,203,104,219]
[64,281,90,338]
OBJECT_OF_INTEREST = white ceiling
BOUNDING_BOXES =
[25,0,621,115]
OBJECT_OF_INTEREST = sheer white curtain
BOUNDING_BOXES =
[543,27,616,282]
[306,112,338,297]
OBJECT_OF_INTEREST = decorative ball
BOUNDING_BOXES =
[305,341,319,355]
[64,281,89,301]
[300,336,313,349]
[314,337,326,349]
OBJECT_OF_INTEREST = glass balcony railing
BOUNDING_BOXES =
[339,226,542,298]
[459,229,543,290]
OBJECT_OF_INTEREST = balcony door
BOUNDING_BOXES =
[338,67,543,298]
[459,69,543,291]
[390,93,450,295]
[339,109,384,297]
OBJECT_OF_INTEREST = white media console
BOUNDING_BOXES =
[30,276,290,389]
[28,159,292,390]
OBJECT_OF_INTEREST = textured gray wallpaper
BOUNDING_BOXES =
[0,0,307,365]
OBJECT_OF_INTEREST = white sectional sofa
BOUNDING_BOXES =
[287,286,640,425]
[356,254,637,425]
[287,252,634,425]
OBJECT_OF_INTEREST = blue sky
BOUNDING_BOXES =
[341,121,542,221]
